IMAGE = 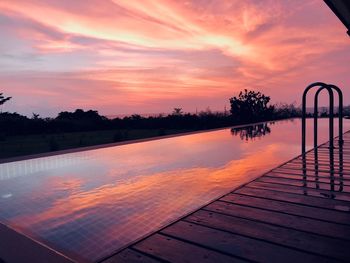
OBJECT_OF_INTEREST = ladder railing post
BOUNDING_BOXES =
[328,84,344,192]
[314,86,334,189]
[301,82,343,196]
[302,82,328,191]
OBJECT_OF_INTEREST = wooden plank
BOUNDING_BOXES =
[302,155,350,162]
[269,169,350,179]
[308,146,350,150]
[274,168,349,178]
[298,158,350,165]
[161,221,329,263]
[301,148,350,153]
[286,164,350,171]
[206,199,350,240]
[185,210,350,261]
[287,158,350,164]
[316,152,350,155]
[309,144,350,147]
[103,249,160,263]
[291,157,350,165]
[257,176,350,193]
[265,173,350,185]
[282,164,350,172]
[220,194,350,225]
[303,151,350,157]
[297,151,345,155]
[273,166,350,175]
[290,158,350,164]
[269,169,350,177]
[247,181,350,201]
[283,162,350,172]
[264,173,349,183]
[235,187,350,213]
[132,233,244,263]
[276,163,349,171]
[269,172,350,183]
[297,157,350,163]
[321,145,350,149]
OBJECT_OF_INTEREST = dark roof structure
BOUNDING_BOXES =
[324,0,350,36]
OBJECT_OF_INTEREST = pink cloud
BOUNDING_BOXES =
[0,0,349,116]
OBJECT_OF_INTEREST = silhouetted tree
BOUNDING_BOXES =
[0,93,11,111]
[172,108,183,116]
[32,113,40,120]
[54,109,108,132]
[56,109,105,121]
[229,89,274,122]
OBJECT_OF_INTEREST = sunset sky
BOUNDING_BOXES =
[0,0,349,117]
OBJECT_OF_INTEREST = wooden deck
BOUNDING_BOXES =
[102,133,350,263]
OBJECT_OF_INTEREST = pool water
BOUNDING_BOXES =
[0,119,348,262]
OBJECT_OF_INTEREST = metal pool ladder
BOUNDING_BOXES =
[301,82,344,195]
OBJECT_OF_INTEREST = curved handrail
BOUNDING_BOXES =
[314,86,334,150]
[302,82,328,155]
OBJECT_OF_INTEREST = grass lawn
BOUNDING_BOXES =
[0,128,192,160]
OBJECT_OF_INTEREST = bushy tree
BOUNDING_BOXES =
[229,89,274,122]
[56,109,105,121]
[55,109,108,131]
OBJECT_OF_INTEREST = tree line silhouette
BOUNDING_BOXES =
[0,90,302,138]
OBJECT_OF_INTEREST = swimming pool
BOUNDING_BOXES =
[0,119,348,262]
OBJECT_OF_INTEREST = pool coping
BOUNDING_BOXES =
[0,222,75,263]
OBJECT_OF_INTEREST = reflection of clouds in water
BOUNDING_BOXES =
[6,144,281,261]
[231,122,273,141]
